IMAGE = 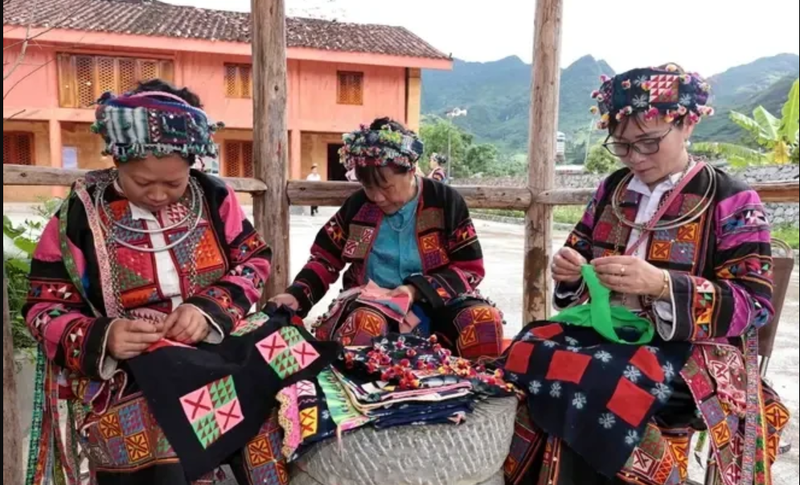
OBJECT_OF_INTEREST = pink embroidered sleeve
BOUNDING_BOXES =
[23,214,118,380]
[656,190,774,342]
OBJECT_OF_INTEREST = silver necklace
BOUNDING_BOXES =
[94,177,204,253]
[99,178,200,234]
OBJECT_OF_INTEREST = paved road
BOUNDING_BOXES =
[5,204,798,483]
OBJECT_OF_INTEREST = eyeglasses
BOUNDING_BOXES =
[603,128,673,157]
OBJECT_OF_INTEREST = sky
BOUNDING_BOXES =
[167,0,800,76]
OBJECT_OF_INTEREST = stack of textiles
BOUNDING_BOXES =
[277,334,513,462]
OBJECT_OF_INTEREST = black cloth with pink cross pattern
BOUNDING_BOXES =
[128,305,340,481]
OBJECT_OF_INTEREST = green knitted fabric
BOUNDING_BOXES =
[550,265,654,345]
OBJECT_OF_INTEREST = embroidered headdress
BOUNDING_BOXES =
[339,122,425,171]
[91,90,223,164]
[591,64,714,130]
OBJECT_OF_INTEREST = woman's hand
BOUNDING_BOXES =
[552,247,588,285]
[162,305,211,344]
[270,293,300,311]
[593,256,666,297]
[107,319,162,360]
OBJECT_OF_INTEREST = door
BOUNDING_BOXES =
[327,143,347,181]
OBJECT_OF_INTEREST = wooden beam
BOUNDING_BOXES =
[3,271,22,485]
[6,166,799,207]
[251,0,290,297]
[524,0,564,324]
[753,180,800,203]
[287,181,533,210]
[2,165,268,193]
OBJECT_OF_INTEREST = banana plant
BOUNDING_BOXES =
[693,79,799,168]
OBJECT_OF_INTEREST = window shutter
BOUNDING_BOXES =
[3,132,35,166]
[75,56,96,108]
[338,72,364,105]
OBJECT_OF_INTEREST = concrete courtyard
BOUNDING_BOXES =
[4,204,798,483]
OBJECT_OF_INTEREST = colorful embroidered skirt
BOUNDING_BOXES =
[82,399,290,485]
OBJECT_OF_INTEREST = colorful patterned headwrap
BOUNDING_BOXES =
[91,91,223,164]
[591,64,714,130]
[339,123,425,171]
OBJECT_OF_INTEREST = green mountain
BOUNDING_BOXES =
[421,55,614,152]
[422,53,799,152]
[694,54,799,142]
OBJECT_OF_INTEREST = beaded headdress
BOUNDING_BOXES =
[339,123,425,171]
[591,64,714,130]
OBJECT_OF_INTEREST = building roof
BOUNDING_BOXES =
[2,0,450,60]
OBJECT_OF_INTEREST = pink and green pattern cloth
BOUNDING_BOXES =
[126,305,340,481]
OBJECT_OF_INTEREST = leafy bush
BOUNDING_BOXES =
[585,145,620,174]
[4,199,62,350]
[772,224,799,250]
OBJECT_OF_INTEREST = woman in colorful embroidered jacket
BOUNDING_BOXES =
[23,81,274,484]
[503,65,789,485]
[271,118,504,360]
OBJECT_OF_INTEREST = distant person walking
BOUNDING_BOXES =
[307,164,322,216]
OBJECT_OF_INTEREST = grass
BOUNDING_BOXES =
[553,206,584,226]
[772,224,799,250]
[472,206,584,227]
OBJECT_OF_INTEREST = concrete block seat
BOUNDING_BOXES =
[289,397,518,485]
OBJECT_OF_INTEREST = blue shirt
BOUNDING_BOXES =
[366,192,423,289]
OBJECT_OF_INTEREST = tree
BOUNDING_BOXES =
[463,143,499,177]
[565,140,588,166]
[792,144,799,165]
[419,117,473,174]
[693,79,799,168]
[584,145,619,174]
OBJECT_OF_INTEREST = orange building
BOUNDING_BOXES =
[3,0,451,201]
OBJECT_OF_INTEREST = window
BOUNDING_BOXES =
[224,141,254,178]
[3,132,35,166]
[57,54,174,108]
[337,71,364,105]
[225,64,253,99]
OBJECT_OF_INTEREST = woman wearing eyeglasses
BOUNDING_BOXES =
[503,65,789,485]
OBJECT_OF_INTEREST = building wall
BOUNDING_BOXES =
[3,36,428,203]
[61,123,110,171]
[292,61,407,133]
[2,40,60,112]
[406,69,422,133]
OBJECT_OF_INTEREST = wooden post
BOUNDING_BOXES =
[3,270,22,485]
[524,0,564,323]
[251,0,290,297]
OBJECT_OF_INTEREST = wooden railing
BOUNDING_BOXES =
[6,165,799,209]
